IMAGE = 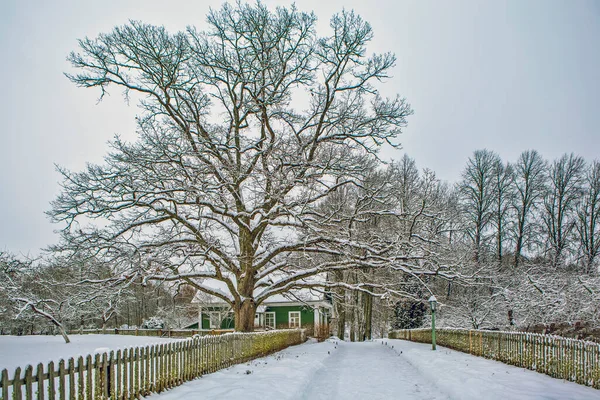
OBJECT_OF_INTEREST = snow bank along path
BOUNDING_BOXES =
[147,338,600,400]
[0,334,181,372]
[386,338,600,400]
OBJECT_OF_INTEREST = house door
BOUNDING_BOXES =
[254,313,262,327]
[265,312,276,329]
[288,311,301,328]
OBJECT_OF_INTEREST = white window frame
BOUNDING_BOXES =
[288,311,301,328]
[265,312,276,329]
[209,311,221,329]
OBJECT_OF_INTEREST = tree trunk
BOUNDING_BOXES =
[363,289,373,341]
[26,303,71,343]
[508,309,515,328]
[336,308,346,341]
[334,270,346,340]
[497,222,503,264]
[236,227,257,332]
[234,299,256,332]
[514,237,523,268]
[474,224,481,264]
[349,301,356,342]
[349,286,359,342]
[58,324,71,344]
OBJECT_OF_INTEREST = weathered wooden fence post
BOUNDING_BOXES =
[13,367,23,400]
[57,360,65,400]
[47,361,56,400]
[1,369,9,400]
[24,365,32,400]
[36,363,44,400]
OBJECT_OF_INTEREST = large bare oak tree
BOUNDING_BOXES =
[51,3,412,331]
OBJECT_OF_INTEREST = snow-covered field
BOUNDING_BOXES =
[0,334,182,371]
[146,338,600,400]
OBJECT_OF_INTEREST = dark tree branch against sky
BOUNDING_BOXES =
[1,0,599,255]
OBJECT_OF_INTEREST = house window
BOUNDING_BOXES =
[265,312,276,329]
[289,311,301,328]
[209,312,221,329]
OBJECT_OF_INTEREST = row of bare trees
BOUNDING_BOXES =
[459,149,600,272]
[430,150,600,331]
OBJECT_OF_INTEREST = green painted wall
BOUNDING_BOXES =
[197,304,322,330]
[265,305,314,329]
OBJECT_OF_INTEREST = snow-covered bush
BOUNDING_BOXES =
[141,316,165,329]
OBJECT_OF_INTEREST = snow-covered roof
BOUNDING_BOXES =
[191,276,329,306]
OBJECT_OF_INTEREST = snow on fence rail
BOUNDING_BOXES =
[69,328,235,338]
[390,328,600,389]
[0,329,305,400]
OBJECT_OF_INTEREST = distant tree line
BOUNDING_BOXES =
[442,150,600,331]
[0,251,197,340]
[3,148,598,341]
[458,149,600,271]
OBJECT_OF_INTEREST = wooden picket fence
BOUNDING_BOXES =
[390,328,600,389]
[1,329,305,400]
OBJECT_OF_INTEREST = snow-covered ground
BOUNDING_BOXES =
[3,335,598,399]
[0,334,181,371]
[146,338,341,400]
[385,339,599,400]
[146,338,600,400]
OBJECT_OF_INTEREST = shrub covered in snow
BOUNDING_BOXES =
[141,316,165,329]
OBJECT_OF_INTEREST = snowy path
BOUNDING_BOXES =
[302,341,448,400]
[145,338,600,400]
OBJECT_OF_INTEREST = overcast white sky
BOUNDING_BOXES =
[1,0,599,255]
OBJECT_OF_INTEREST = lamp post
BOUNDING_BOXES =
[428,295,437,351]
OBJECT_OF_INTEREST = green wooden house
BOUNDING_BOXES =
[191,283,332,335]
